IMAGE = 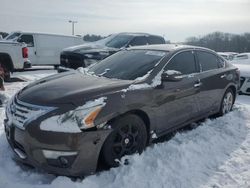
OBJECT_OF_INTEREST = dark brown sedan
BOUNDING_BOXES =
[4,44,240,177]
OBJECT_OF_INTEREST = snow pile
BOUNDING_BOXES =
[40,97,106,133]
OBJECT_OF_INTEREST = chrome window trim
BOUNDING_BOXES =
[158,48,225,78]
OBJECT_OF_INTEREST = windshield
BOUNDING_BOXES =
[105,34,134,48]
[5,32,21,40]
[88,50,166,80]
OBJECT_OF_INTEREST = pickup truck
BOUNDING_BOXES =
[0,40,30,80]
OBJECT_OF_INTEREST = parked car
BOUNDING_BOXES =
[217,52,238,61]
[0,40,30,80]
[4,44,239,177]
[4,32,84,67]
[58,32,165,71]
[231,53,250,94]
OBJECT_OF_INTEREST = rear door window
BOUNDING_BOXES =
[197,51,219,71]
[17,34,34,47]
[164,51,197,75]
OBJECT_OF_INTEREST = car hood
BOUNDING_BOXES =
[233,63,250,77]
[17,71,133,106]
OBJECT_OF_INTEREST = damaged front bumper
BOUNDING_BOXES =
[4,119,112,177]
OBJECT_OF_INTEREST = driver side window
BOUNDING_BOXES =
[164,51,197,75]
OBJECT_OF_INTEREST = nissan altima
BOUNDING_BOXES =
[4,44,240,177]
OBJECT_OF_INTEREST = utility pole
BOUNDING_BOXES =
[69,20,77,35]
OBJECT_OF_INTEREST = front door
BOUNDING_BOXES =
[153,50,200,133]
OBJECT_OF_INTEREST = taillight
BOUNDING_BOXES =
[22,47,28,58]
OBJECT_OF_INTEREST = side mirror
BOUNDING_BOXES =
[161,70,183,82]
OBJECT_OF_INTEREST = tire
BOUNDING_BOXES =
[101,114,147,167]
[218,88,235,116]
[0,63,10,82]
[54,65,59,70]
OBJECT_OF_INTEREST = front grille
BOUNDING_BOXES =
[60,53,84,69]
[240,77,246,88]
[14,140,26,154]
[6,96,56,130]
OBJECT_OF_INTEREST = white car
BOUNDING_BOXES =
[217,52,238,61]
[4,32,84,66]
[231,53,250,95]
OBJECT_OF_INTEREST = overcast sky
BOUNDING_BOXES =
[1,0,250,42]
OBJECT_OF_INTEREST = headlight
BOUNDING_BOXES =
[40,97,107,132]
[74,105,103,129]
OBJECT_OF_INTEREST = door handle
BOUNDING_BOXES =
[220,74,226,78]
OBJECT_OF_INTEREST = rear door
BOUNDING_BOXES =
[154,50,200,132]
[194,50,229,115]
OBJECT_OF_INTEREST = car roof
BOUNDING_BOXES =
[128,44,215,53]
[116,32,163,37]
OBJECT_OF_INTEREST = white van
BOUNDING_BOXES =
[5,32,84,66]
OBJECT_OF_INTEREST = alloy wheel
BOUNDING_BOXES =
[222,91,233,114]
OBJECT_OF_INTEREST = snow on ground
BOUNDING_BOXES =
[0,69,250,188]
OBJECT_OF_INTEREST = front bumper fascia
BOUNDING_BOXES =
[4,119,112,177]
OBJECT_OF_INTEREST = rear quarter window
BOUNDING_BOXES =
[197,51,219,71]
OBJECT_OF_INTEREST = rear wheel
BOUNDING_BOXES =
[219,88,235,116]
[101,114,147,167]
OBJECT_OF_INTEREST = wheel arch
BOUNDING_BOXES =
[0,53,14,71]
[97,109,151,169]
[106,109,151,144]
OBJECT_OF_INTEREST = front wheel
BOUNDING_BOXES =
[219,88,235,116]
[101,114,147,167]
